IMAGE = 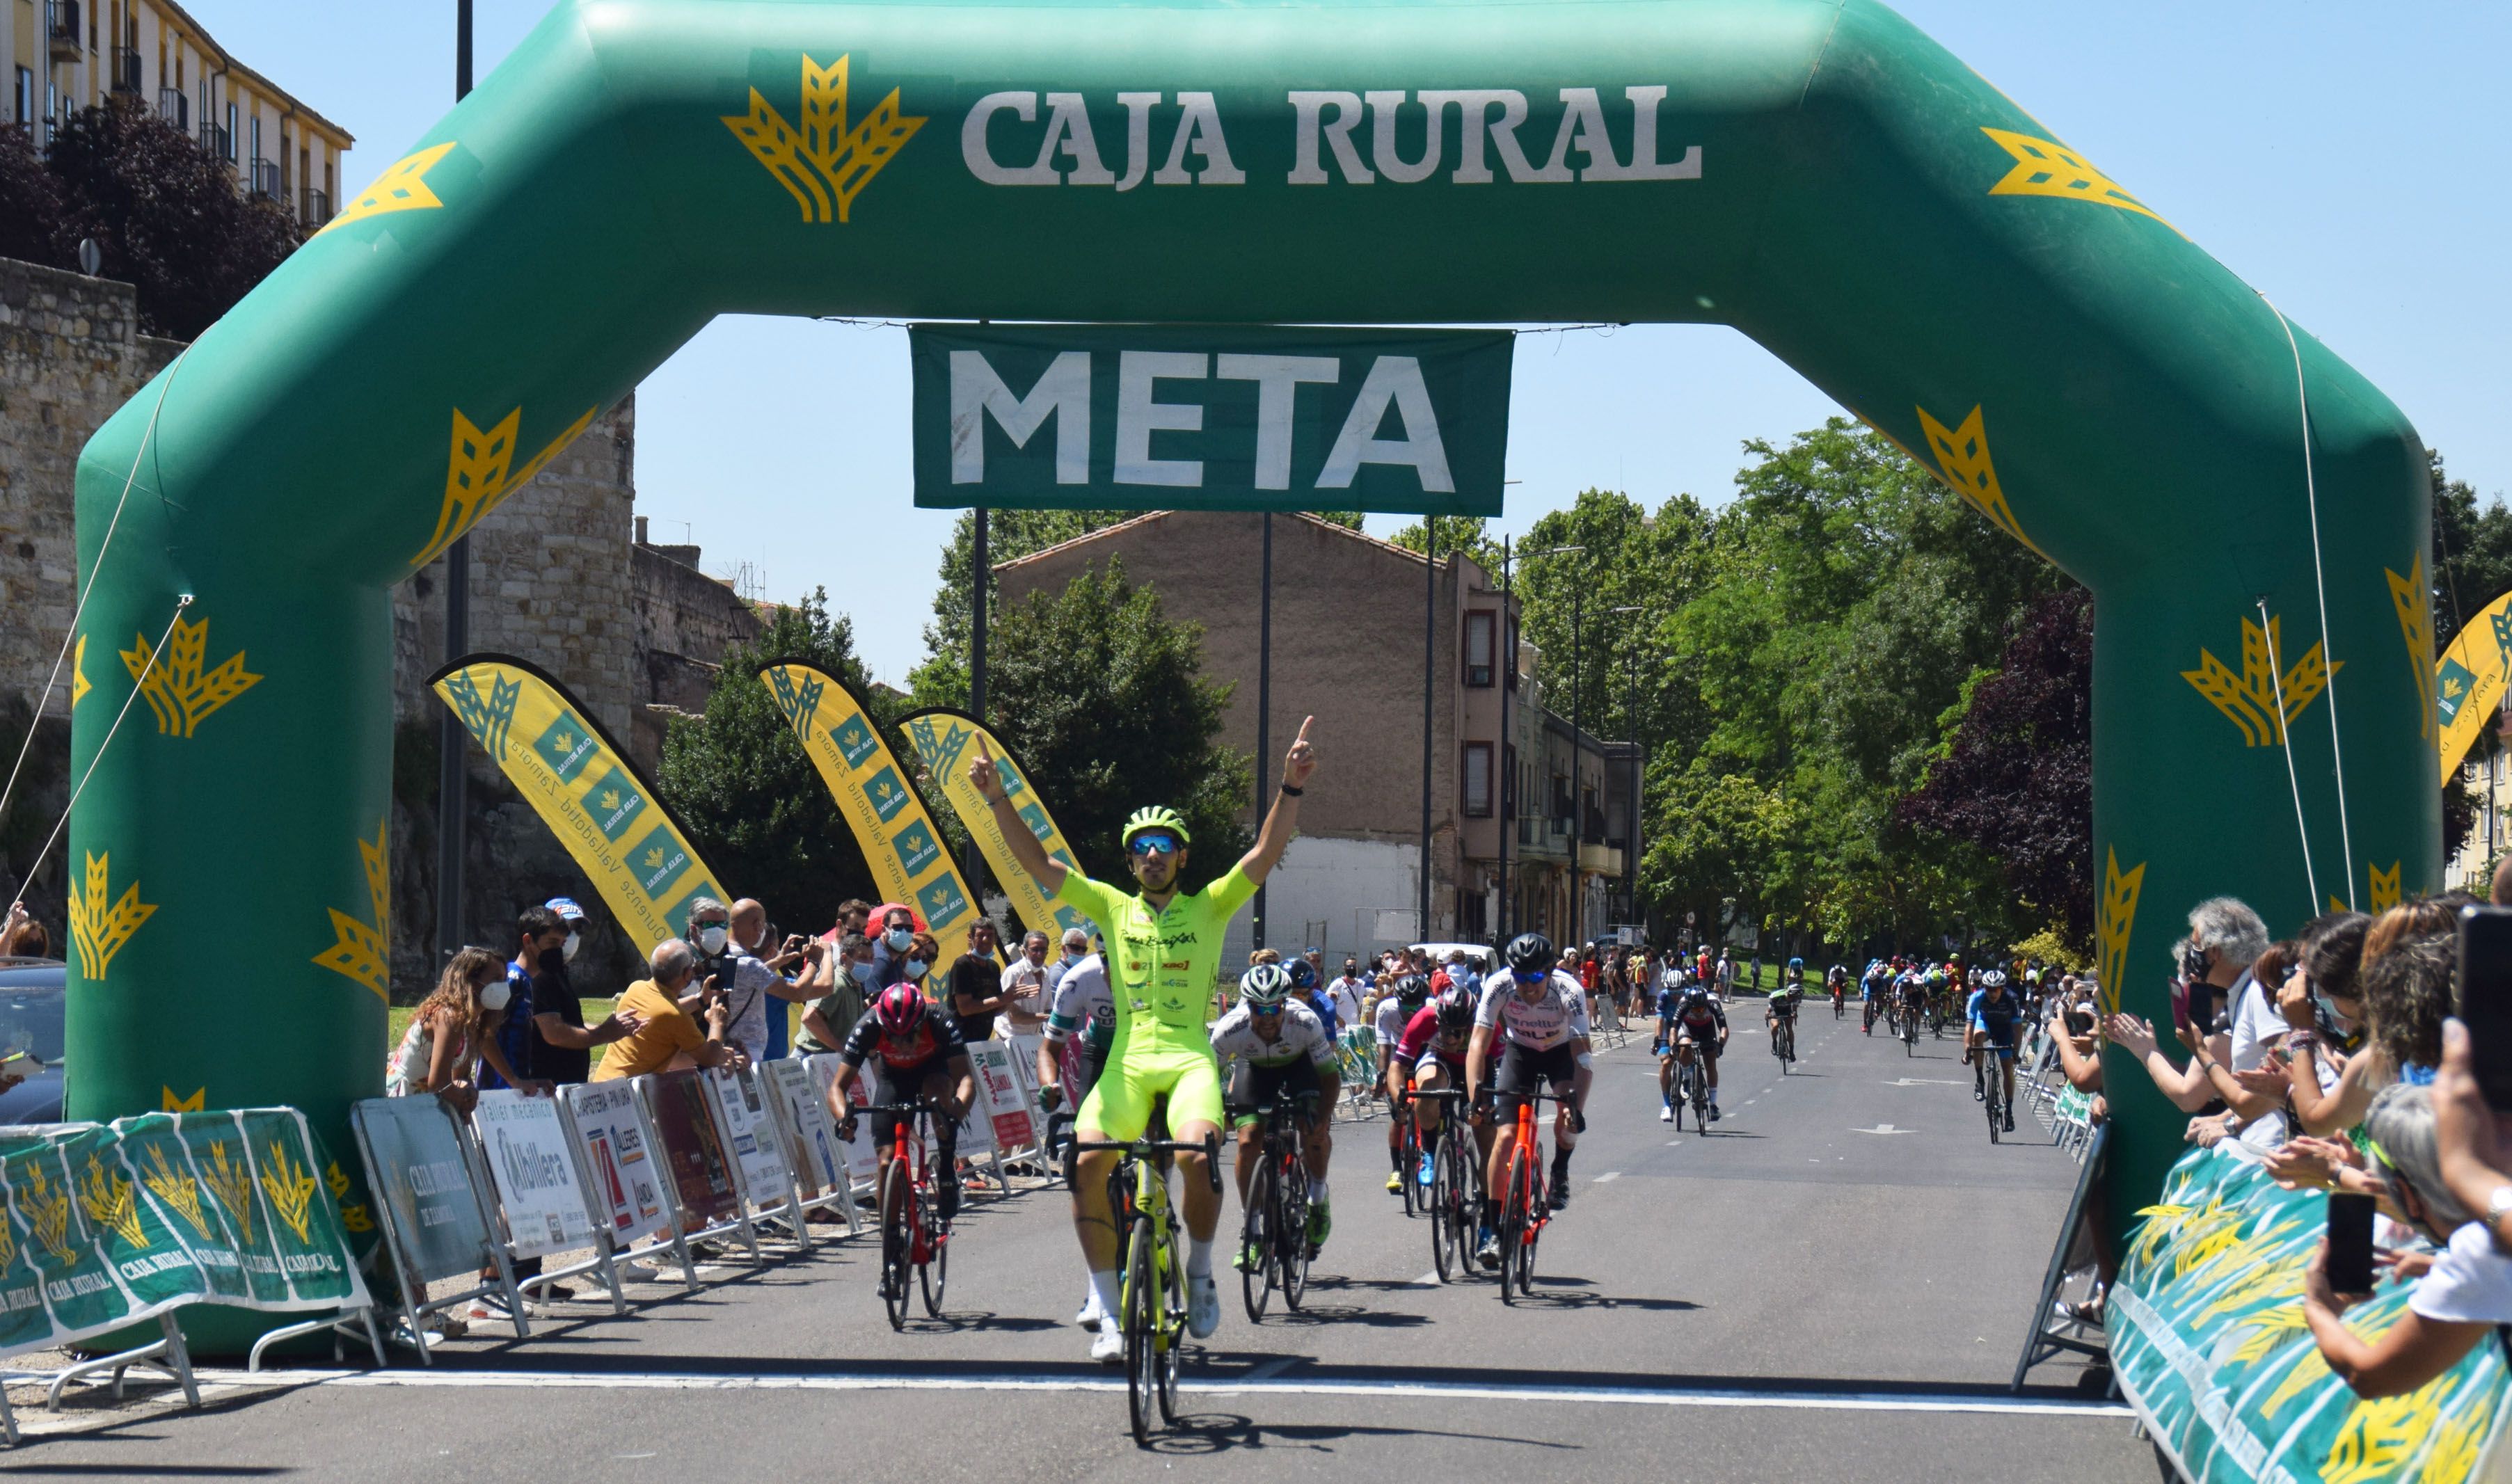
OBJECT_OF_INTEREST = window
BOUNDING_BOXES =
[1463,742,1493,817]
[1464,610,1495,687]
[225,101,237,159]
[13,70,30,128]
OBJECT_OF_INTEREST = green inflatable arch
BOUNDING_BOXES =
[69,0,2431,1250]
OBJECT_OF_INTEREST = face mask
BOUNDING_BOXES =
[562,931,580,963]
[696,925,729,955]
[905,959,929,980]
[479,979,511,1012]
[2314,993,2351,1030]
[885,927,914,952]
[849,959,877,986]
[538,946,564,973]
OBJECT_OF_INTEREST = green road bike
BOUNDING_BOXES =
[1069,1123,1221,1444]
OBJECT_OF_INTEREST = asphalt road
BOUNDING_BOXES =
[18,1000,2156,1481]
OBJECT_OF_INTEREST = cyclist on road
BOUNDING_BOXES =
[1465,932,1592,1266]
[1214,964,1341,1263]
[1860,958,1890,1035]
[1765,957,1806,1043]
[1964,968,2021,1131]
[1391,980,1485,1186]
[1665,978,1728,1120]
[1652,968,1689,1119]
[827,984,977,1218]
[967,719,1318,1361]
[1826,963,1848,1014]
[1376,973,1433,1193]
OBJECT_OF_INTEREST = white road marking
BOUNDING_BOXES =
[1593,1171,1621,1183]
[1853,1124,1912,1135]
[221,1369,2133,1419]
[1410,1270,1441,1287]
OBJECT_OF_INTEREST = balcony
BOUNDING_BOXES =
[46,2,81,62]
[110,47,143,97]
[248,158,285,201]
[155,89,187,132]
[198,122,232,164]
[301,188,331,228]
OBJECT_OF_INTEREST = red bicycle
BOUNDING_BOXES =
[851,1098,952,1330]
[1495,1090,1574,1304]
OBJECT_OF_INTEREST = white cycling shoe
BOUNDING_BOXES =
[1187,1275,1221,1339]
[1090,1319,1124,1362]
[1075,1286,1104,1329]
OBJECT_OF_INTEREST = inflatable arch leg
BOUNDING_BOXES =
[67,0,2431,1285]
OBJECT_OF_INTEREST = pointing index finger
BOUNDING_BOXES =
[1295,715,1314,743]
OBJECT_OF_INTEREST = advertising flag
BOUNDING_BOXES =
[430,653,729,952]
[898,708,1092,943]
[2437,589,2512,776]
[758,663,989,968]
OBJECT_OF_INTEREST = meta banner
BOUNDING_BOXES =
[910,324,1511,515]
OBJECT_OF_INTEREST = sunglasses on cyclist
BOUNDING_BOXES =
[1248,1002,1285,1017]
[1511,969,1550,984]
[1127,832,1182,857]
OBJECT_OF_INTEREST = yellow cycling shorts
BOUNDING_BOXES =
[1077,1044,1225,1142]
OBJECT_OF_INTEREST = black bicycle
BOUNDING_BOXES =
[1674,1042,1713,1133]
[1237,1091,1316,1321]
[1770,1000,1797,1073]
[1902,1001,1922,1055]
[1413,1087,1479,1282]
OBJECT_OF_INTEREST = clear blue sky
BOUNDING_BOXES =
[214,1,2509,684]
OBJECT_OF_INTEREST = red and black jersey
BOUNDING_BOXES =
[837,1003,969,1072]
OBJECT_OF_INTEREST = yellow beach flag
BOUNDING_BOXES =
[898,707,1093,943]
[429,653,726,952]
[758,662,987,968]
[2438,589,2512,776]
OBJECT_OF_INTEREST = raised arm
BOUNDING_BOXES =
[968,736,1066,895]
[1239,715,1317,885]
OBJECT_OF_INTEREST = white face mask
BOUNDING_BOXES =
[697,925,729,955]
[561,931,581,963]
[885,927,914,952]
[479,979,511,1012]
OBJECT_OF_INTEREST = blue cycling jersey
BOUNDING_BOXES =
[1966,988,2019,1050]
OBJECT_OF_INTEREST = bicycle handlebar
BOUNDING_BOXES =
[1063,1129,1226,1195]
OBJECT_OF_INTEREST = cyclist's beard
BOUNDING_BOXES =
[1132,851,1182,897]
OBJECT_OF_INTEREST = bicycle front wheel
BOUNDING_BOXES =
[1399,1123,1422,1219]
[920,1205,949,1317]
[1241,1158,1273,1323]
[1429,1135,1456,1283]
[1124,1213,1157,1445]
[1497,1146,1528,1305]
[1156,1220,1185,1424]
[1279,1160,1311,1310]
[878,1160,910,1332]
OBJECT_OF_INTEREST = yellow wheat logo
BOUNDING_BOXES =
[1980,127,2177,232]
[2094,849,2144,1019]
[644,846,667,870]
[316,142,457,237]
[136,1142,212,1240]
[723,54,925,223]
[2323,1376,2455,1484]
[200,1140,255,1245]
[598,787,623,811]
[260,1141,318,1243]
[325,1161,374,1236]
[313,817,392,1000]
[70,632,90,708]
[2368,861,2402,914]
[161,1086,204,1113]
[1914,404,2046,560]
[16,1158,79,1266]
[76,1152,147,1249]
[2182,612,2339,747]
[2387,555,2436,741]
[67,851,155,982]
[122,614,261,738]
[414,404,596,568]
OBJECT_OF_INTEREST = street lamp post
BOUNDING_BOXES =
[1608,605,1642,935]
[1531,545,1585,946]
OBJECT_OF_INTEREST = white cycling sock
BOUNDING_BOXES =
[1088,1268,1120,1320]
[1708,1086,1719,1104]
[1307,1176,1328,1203]
[1186,1237,1213,1278]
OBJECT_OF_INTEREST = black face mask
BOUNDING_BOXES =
[538,948,565,973]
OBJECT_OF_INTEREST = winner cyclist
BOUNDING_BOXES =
[969,720,1317,1361]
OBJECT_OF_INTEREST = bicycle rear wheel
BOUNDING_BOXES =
[1497,1145,1528,1305]
[1241,1158,1273,1323]
[1124,1213,1157,1444]
[920,1203,949,1317]
[1278,1155,1311,1310]
[1429,1133,1456,1283]
[878,1160,910,1332]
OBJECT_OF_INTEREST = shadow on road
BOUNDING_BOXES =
[1142,1411,1582,1455]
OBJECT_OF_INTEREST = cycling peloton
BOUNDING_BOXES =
[1377,973,1433,1193]
[968,718,1318,1360]
[1214,964,1342,1261]
[1389,978,1487,1188]
[1465,933,1592,1265]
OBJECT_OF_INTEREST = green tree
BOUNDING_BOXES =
[655,590,884,930]
[2430,449,2512,651]
[983,557,1253,886]
[910,509,1136,709]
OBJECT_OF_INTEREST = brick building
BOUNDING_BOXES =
[995,511,1639,965]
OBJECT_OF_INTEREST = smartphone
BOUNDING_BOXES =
[2455,906,2512,1110]
[2326,1192,2376,1293]
[2169,978,2192,1036]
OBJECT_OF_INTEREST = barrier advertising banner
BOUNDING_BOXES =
[966,1040,1038,1152]
[758,662,989,968]
[804,1055,881,1183]
[2436,588,2512,777]
[353,1097,497,1284]
[473,1092,598,1261]
[644,1071,740,1224]
[431,653,729,952]
[563,1082,670,1247]
[898,708,1090,943]
[704,1067,793,1205]
[2110,1146,2508,1484]
[761,1060,845,1198]
[0,1110,369,1364]
[909,324,1512,516]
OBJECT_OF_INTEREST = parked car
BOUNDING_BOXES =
[0,958,66,1124]
[1409,942,1495,978]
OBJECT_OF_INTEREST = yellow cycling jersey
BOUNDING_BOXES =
[1054,863,1257,1055]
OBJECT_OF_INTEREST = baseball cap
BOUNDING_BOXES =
[545,897,587,923]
